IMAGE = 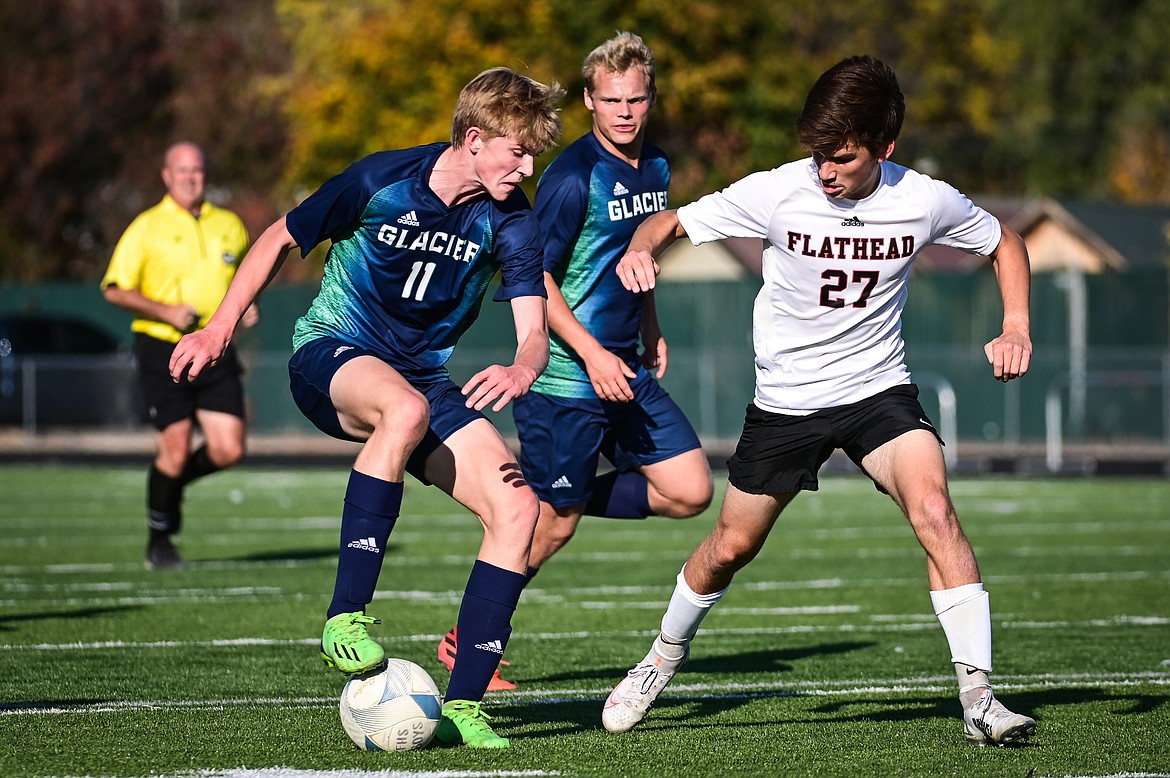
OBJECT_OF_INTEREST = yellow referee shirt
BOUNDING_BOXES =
[101,195,250,343]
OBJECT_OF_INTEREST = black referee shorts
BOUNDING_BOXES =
[135,333,245,430]
[726,383,942,494]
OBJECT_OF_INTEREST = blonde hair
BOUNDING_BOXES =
[582,31,656,104]
[451,67,565,154]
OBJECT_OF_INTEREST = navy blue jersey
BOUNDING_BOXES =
[287,143,546,375]
[531,132,669,397]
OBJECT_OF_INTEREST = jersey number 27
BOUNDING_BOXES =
[820,269,878,309]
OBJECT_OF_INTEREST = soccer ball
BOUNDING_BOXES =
[338,658,443,751]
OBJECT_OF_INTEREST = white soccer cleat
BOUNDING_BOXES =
[602,637,689,733]
[963,688,1036,746]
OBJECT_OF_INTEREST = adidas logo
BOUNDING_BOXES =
[333,345,355,358]
[474,639,504,655]
[841,216,865,227]
[551,475,572,489]
[397,210,420,226]
[346,536,381,553]
[612,182,629,196]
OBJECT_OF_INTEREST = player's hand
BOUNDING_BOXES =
[641,334,668,379]
[167,303,200,332]
[586,350,637,402]
[169,325,231,383]
[984,325,1031,382]
[616,249,659,293]
[463,363,537,412]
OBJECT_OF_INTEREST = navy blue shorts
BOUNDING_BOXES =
[288,337,486,482]
[726,383,943,495]
[513,369,701,507]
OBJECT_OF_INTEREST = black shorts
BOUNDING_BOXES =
[726,384,942,494]
[136,333,245,430]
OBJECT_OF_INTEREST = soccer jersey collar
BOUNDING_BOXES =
[160,193,210,219]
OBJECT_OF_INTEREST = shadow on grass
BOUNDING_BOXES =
[0,605,140,630]
[495,674,1168,745]
[219,543,400,563]
[536,640,876,683]
[228,547,339,563]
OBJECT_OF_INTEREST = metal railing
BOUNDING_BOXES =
[1045,370,1170,471]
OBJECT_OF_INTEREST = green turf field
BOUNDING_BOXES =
[1,464,1168,777]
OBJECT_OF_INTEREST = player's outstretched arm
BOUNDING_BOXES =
[463,295,549,412]
[615,209,686,292]
[169,216,296,383]
[983,223,1032,382]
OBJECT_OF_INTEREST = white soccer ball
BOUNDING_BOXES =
[338,658,443,751]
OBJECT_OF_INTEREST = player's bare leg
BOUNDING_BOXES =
[529,448,713,569]
[427,420,537,746]
[642,448,713,518]
[320,357,428,675]
[863,429,1035,745]
[604,486,789,733]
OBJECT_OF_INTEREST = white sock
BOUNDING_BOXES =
[931,583,993,706]
[659,566,727,654]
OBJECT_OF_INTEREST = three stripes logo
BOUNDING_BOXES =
[474,639,505,655]
[612,182,629,196]
[551,475,572,489]
[397,210,421,226]
[346,536,381,554]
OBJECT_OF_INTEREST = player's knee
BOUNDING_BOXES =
[376,392,430,446]
[676,477,714,518]
[708,535,759,572]
[210,440,246,469]
[913,492,960,538]
[487,486,540,540]
[536,514,577,547]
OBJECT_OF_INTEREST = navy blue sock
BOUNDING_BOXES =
[445,560,526,702]
[584,470,652,518]
[327,470,402,618]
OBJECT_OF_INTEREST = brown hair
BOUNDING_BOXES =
[451,67,565,154]
[582,31,657,105]
[795,55,904,156]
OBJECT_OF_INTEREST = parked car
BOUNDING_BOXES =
[0,314,138,428]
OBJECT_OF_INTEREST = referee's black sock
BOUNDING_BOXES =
[147,464,183,535]
[179,444,219,486]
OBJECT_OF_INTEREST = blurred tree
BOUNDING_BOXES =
[274,0,1015,207]
[985,0,1170,201]
[3,0,1167,284]
[0,0,171,281]
[0,0,288,283]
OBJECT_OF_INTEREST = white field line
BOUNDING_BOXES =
[2,561,1167,589]
[4,670,1168,717]
[53,768,561,778]
[1,569,1167,608]
[3,613,1167,654]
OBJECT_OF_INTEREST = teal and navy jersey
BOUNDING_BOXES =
[286,143,546,376]
[532,132,669,397]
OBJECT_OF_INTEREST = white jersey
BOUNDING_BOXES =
[677,158,1001,414]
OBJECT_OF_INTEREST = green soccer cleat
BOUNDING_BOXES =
[434,700,510,749]
[320,612,385,675]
